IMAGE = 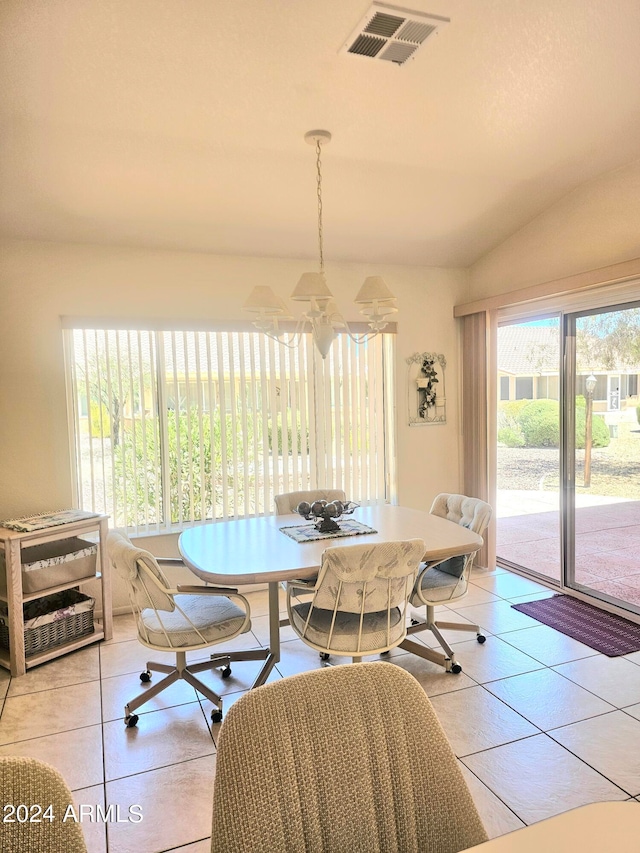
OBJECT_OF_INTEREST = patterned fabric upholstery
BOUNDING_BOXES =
[0,757,88,853]
[315,540,422,612]
[274,489,347,515]
[288,539,424,656]
[433,554,466,578]
[430,493,490,529]
[108,531,175,613]
[410,494,492,607]
[141,594,249,648]
[289,602,405,652]
[417,567,467,602]
[210,662,488,853]
[106,530,251,652]
[106,530,251,724]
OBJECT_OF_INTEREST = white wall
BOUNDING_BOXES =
[0,239,467,605]
[468,158,640,299]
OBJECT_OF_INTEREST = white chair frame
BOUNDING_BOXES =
[400,494,492,674]
[108,532,266,726]
[287,539,425,663]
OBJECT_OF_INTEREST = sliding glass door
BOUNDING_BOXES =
[565,303,640,614]
[496,318,562,584]
[496,302,640,616]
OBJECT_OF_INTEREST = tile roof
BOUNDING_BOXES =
[498,326,560,374]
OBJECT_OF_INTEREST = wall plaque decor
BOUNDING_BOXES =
[407,352,446,426]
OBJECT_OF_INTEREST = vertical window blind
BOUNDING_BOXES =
[64,326,395,534]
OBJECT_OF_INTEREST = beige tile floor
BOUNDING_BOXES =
[2,566,640,852]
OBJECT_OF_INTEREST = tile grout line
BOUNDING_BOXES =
[98,639,110,853]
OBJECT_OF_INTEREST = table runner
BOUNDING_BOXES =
[279,519,378,543]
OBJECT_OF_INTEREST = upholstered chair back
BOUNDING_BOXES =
[288,539,425,657]
[210,662,488,853]
[107,530,175,613]
[274,489,347,515]
[0,757,88,853]
[427,494,492,579]
[313,539,424,614]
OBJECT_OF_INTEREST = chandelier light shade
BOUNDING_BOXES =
[290,272,333,302]
[242,285,290,333]
[243,285,287,314]
[354,276,396,305]
[243,130,397,358]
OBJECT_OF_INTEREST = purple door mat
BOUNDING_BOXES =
[512,594,640,656]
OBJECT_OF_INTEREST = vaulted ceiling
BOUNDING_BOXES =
[2,0,640,267]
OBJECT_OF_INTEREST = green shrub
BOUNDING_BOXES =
[575,409,610,449]
[112,407,312,528]
[573,394,609,447]
[90,401,111,438]
[518,400,560,447]
[498,399,531,423]
[268,411,309,456]
[593,414,610,447]
[636,404,640,426]
[505,397,610,449]
[497,427,525,447]
[497,399,530,443]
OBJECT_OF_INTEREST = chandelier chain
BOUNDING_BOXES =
[315,140,324,273]
[243,128,396,359]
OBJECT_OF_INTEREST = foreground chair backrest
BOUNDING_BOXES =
[211,662,488,853]
[405,493,492,674]
[0,757,88,853]
[274,489,347,515]
[287,538,425,660]
[107,530,253,726]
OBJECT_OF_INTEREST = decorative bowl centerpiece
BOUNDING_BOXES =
[295,499,360,533]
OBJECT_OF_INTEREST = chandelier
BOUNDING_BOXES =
[243,130,397,358]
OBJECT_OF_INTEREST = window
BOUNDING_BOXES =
[535,375,559,400]
[576,374,607,401]
[64,326,394,534]
[499,376,510,401]
[515,377,533,399]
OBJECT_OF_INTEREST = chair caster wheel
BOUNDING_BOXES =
[140,670,151,683]
[319,653,330,661]
[221,665,232,679]
[380,650,390,657]
[411,618,420,626]
[125,714,139,728]
[477,634,486,644]
[211,710,223,724]
[450,664,462,674]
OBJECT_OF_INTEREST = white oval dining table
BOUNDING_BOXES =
[179,504,483,688]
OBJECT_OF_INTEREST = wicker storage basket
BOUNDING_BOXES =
[0,537,97,595]
[0,589,95,657]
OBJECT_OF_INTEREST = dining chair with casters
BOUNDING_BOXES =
[210,662,488,853]
[0,756,88,853]
[274,489,348,654]
[400,493,492,674]
[107,531,254,726]
[286,538,425,662]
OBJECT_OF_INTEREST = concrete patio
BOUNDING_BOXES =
[497,491,640,607]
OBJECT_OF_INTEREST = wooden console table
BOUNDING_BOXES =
[0,515,112,676]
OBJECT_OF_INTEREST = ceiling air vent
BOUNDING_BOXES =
[341,3,450,66]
